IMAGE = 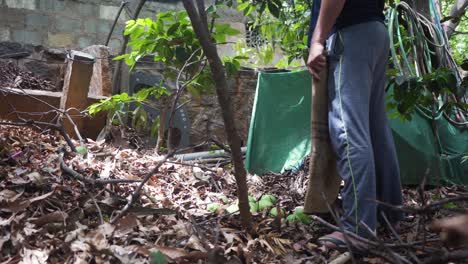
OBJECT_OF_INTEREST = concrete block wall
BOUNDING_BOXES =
[0,0,192,54]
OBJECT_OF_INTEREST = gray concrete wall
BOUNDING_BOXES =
[0,0,202,54]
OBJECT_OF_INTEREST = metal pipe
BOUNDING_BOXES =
[105,1,129,46]
[175,147,247,161]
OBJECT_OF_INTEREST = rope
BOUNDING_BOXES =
[387,1,467,126]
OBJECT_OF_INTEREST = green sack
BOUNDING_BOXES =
[389,105,468,185]
[245,70,312,174]
[246,70,468,185]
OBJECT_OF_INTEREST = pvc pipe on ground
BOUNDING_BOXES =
[174,147,247,161]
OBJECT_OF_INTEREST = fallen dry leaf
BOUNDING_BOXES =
[32,211,68,227]
[115,213,138,235]
[151,246,189,260]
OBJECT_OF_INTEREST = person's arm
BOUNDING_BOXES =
[307,0,346,79]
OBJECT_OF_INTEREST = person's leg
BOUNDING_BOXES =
[327,23,379,237]
[369,24,404,225]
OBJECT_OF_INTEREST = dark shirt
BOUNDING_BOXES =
[307,0,385,47]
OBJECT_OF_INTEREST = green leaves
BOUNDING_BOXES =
[266,0,281,18]
[213,23,240,43]
[210,194,313,226]
[386,67,462,120]
[149,250,167,264]
[86,85,170,138]
[269,207,285,217]
[234,0,310,67]
[207,203,221,213]
[258,194,277,209]
[223,55,247,77]
[237,1,255,16]
[220,194,278,214]
[115,11,199,70]
[76,146,88,155]
[286,208,311,224]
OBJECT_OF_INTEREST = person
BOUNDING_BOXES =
[306,0,404,248]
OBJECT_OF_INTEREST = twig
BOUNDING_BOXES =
[194,211,238,226]
[59,153,142,184]
[322,194,357,264]
[106,0,129,46]
[111,0,147,94]
[381,212,421,264]
[110,150,175,224]
[190,215,210,250]
[312,215,379,247]
[0,120,76,152]
[358,220,408,264]
[211,137,231,153]
[312,215,441,250]
[63,112,85,144]
[422,249,468,264]
[167,47,205,151]
[165,160,222,192]
[91,194,105,224]
[166,160,217,172]
[374,194,468,214]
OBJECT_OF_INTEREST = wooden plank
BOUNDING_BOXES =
[1,87,62,98]
[60,51,94,139]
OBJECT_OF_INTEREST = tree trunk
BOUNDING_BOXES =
[410,0,431,17]
[442,0,468,38]
[182,0,253,230]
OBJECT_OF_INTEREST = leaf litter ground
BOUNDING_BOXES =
[1,124,467,263]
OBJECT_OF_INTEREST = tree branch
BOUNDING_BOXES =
[182,0,252,231]
[442,0,468,38]
[59,152,142,184]
[109,150,175,224]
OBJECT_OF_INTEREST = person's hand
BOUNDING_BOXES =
[307,42,326,80]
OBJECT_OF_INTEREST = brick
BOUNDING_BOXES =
[84,20,98,33]
[63,1,99,17]
[12,30,44,45]
[48,33,73,47]
[38,0,65,12]
[78,3,97,17]
[78,36,96,48]
[108,38,122,55]
[114,24,126,35]
[5,0,36,10]
[0,8,25,25]
[25,14,49,29]
[54,1,66,12]
[98,22,112,34]
[54,17,82,32]
[0,29,10,42]
[99,5,129,22]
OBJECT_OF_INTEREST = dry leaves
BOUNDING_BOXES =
[1,124,468,263]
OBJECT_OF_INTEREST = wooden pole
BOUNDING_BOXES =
[304,59,341,214]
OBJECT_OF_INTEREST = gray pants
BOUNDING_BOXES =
[327,21,403,236]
